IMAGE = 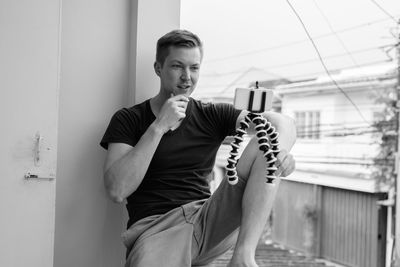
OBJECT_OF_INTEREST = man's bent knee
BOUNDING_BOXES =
[236,137,264,181]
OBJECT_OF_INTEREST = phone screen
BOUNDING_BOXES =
[234,87,274,112]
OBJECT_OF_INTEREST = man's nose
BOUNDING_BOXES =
[180,68,190,81]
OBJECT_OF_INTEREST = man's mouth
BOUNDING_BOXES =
[177,84,191,90]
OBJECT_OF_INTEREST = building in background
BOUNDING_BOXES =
[204,62,397,267]
[271,62,396,267]
[276,62,397,193]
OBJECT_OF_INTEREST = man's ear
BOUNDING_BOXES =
[154,62,161,77]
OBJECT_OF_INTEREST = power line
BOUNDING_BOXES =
[312,0,360,67]
[298,131,383,138]
[369,0,398,24]
[202,45,393,77]
[295,155,391,161]
[204,16,398,64]
[294,160,391,166]
[296,122,396,132]
[294,120,397,135]
[220,67,270,94]
[295,140,379,145]
[300,121,387,127]
[287,125,389,138]
[288,124,394,139]
[290,105,393,112]
[297,128,377,136]
[199,59,394,90]
[297,126,396,135]
[285,0,369,125]
[265,43,376,71]
[299,121,397,131]
[297,123,393,132]
[325,129,386,136]
[310,1,396,100]
[285,59,393,80]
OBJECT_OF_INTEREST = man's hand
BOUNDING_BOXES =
[275,149,295,177]
[154,94,189,133]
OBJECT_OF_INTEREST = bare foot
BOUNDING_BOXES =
[227,256,258,267]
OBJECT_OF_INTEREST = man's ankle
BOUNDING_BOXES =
[229,250,258,267]
[232,244,256,259]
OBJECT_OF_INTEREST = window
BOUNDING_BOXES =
[295,111,320,139]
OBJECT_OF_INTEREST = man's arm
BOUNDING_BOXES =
[103,124,164,203]
[103,95,188,203]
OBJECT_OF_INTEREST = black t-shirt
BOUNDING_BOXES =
[100,98,241,228]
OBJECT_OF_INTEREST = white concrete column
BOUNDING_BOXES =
[129,0,181,105]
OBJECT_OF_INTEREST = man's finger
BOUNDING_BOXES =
[276,149,287,160]
[275,150,288,169]
[278,155,295,177]
[281,163,295,177]
[176,101,188,108]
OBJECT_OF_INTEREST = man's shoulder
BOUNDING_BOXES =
[105,100,151,131]
[114,99,149,117]
[128,99,150,112]
[190,97,207,107]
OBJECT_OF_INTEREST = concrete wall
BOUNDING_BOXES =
[129,0,181,105]
[55,1,181,266]
[54,1,131,266]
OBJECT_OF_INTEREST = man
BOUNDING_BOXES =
[100,29,296,267]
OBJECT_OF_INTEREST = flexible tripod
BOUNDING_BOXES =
[227,85,280,185]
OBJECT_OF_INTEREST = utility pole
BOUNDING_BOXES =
[394,19,400,267]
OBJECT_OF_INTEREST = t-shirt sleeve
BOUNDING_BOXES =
[205,102,242,138]
[100,108,138,150]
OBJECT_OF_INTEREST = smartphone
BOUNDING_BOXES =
[234,87,274,112]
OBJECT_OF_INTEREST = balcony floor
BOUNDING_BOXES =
[209,242,342,267]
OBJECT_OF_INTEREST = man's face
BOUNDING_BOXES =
[155,46,202,97]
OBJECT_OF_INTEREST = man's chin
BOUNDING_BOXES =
[174,90,193,97]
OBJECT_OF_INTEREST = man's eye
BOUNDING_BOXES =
[191,66,199,71]
[172,64,181,68]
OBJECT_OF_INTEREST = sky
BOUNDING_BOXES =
[180,0,400,96]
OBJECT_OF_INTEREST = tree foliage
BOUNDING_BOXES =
[371,86,398,189]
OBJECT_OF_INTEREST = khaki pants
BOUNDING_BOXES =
[122,176,246,267]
